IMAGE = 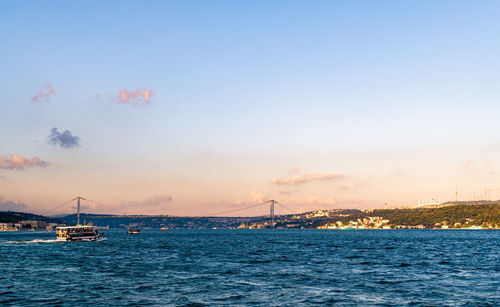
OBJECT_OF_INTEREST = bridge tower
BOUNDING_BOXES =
[76,196,86,225]
[77,197,81,225]
[270,199,275,228]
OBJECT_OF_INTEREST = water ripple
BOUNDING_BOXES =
[0,230,499,305]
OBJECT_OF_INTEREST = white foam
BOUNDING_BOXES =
[1,239,59,244]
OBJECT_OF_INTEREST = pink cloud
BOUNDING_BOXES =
[460,160,498,175]
[0,154,48,170]
[219,192,270,209]
[271,173,344,185]
[283,195,338,212]
[461,160,476,168]
[354,181,370,188]
[249,192,268,203]
[460,159,494,169]
[119,195,173,210]
[117,87,153,105]
[0,196,29,211]
[31,83,55,102]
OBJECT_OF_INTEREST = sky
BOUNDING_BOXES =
[1,0,500,216]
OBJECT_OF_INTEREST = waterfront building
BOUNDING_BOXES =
[0,222,18,231]
[19,220,48,230]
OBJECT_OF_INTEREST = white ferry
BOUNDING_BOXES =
[56,225,104,241]
[55,196,105,241]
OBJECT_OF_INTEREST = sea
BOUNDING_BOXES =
[0,229,499,306]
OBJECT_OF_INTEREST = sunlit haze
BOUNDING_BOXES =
[2,1,500,216]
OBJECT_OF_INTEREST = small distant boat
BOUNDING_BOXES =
[56,225,104,241]
[160,227,169,231]
[127,227,141,234]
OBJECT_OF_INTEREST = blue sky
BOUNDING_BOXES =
[1,1,500,215]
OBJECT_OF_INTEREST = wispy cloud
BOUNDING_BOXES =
[282,195,338,212]
[220,192,269,208]
[31,83,55,102]
[279,190,292,195]
[249,192,268,203]
[339,181,370,191]
[0,196,29,212]
[0,154,48,170]
[354,181,370,188]
[461,160,476,168]
[303,195,338,206]
[117,87,153,105]
[48,128,80,149]
[460,159,497,175]
[289,166,300,172]
[460,159,493,169]
[271,173,344,185]
[120,195,173,209]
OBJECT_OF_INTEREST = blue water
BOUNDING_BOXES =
[0,230,499,306]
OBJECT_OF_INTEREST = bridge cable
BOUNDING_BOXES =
[41,198,275,218]
[40,197,78,216]
[206,201,269,217]
[276,202,297,215]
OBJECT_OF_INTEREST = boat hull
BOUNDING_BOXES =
[56,235,104,242]
[56,235,106,242]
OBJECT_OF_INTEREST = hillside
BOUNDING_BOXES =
[58,213,276,229]
[368,203,500,227]
[0,211,60,223]
[272,203,500,229]
[3,203,500,229]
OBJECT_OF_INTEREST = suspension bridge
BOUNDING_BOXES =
[41,197,297,228]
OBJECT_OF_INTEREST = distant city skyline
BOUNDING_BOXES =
[2,1,500,216]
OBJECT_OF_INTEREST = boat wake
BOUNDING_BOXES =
[1,239,59,244]
[2,237,107,244]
